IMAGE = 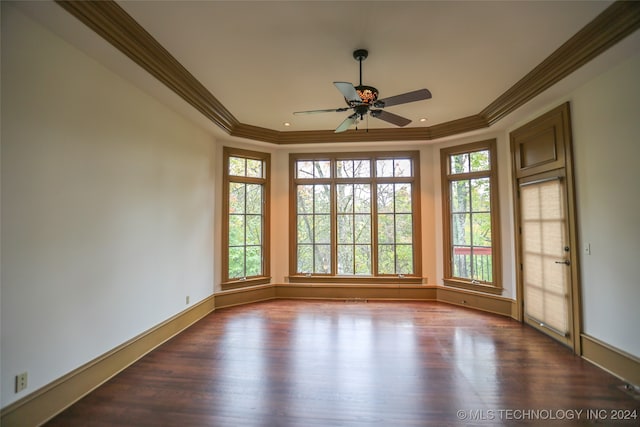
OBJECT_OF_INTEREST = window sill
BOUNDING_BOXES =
[221,276,271,290]
[443,278,503,295]
[287,275,426,285]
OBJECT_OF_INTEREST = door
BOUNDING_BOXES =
[510,103,581,352]
[519,175,572,346]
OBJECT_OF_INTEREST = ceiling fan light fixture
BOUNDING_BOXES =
[355,85,379,105]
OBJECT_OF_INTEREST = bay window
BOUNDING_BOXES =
[289,152,422,283]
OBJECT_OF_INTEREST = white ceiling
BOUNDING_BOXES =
[11,1,640,140]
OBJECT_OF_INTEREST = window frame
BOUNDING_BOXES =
[288,151,423,284]
[222,146,271,289]
[440,139,502,294]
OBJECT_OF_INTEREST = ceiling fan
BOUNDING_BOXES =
[294,49,432,133]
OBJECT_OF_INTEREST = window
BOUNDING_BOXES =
[440,139,501,293]
[289,152,422,283]
[222,147,270,289]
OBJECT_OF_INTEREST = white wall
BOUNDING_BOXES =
[570,53,640,357]
[1,6,216,407]
[271,148,292,284]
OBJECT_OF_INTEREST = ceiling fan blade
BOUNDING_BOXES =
[335,114,358,133]
[370,110,411,127]
[375,88,432,108]
[334,82,361,103]
[294,107,349,115]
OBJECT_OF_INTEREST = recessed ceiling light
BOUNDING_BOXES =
[419,118,428,123]
[283,122,291,127]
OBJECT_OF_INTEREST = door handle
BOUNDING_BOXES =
[554,260,570,265]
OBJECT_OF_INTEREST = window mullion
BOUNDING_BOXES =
[412,180,419,274]
[355,191,359,275]
[392,185,398,275]
[351,185,356,275]
[261,185,265,274]
[330,172,337,275]
[243,183,248,279]
[312,185,317,274]
[372,177,379,276]
[465,178,471,281]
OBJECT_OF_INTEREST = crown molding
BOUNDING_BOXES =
[234,123,430,145]
[55,1,640,144]
[55,0,239,134]
[230,123,281,144]
[480,0,640,125]
[231,114,490,145]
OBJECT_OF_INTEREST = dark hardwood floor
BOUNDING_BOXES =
[46,300,638,426]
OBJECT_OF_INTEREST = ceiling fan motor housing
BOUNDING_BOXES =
[354,104,369,119]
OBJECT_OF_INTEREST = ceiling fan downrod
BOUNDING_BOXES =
[353,49,368,86]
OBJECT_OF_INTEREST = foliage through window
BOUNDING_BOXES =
[290,152,421,283]
[440,140,501,293]
[223,147,270,288]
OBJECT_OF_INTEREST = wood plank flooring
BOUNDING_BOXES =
[46,300,639,426]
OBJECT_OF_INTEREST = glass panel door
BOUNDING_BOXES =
[520,178,572,344]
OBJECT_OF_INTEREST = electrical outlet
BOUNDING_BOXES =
[186,295,190,305]
[15,372,27,393]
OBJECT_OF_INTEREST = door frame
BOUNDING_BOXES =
[510,102,582,354]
